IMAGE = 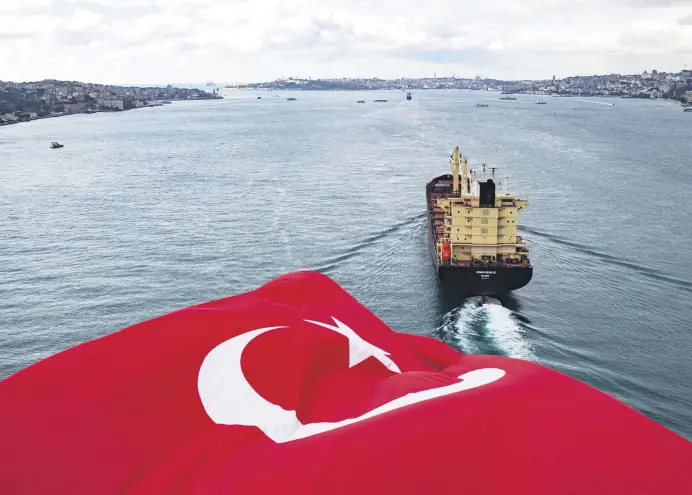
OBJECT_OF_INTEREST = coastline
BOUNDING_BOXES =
[0,97,223,128]
[226,86,688,102]
[1,79,225,128]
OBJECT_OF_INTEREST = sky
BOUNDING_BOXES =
[2,0,692,84]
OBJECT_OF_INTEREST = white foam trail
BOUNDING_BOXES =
[482,301,534,360]
[441,300,484,355]
[574,99,615,106]
[442,298,535,360]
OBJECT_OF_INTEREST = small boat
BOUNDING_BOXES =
[374,99,388,103]
[475,103,489,108]
[287,98,297,101]
[357,100,366,104]
[536,98,547,105]
[257,97,262,99]
[406,92,412,101]
[684,106,692,112]
[50,141,64,149]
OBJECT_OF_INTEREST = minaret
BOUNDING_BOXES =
[452,147,460,195]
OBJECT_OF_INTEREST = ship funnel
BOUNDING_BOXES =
[452,147,460,195]
[479,179,496,207]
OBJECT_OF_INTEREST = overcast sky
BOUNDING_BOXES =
[2,0,692,84]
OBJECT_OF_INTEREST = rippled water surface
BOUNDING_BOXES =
[2,90,691,438]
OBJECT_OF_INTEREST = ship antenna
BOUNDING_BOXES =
[490,167,499,178]
[503,176,509,194]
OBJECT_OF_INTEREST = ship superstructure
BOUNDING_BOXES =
[426,147,532,294]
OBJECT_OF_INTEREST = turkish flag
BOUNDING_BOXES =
[0,271,689,494]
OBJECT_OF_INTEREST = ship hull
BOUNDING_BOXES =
[437,265,533,295]
[427,216,532,295]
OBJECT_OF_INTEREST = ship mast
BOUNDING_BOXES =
[452,147,460,195]
[461,156,469,195]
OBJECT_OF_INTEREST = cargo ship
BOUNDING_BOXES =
[426,147,532,295]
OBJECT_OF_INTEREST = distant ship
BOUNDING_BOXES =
[426,147,532,295]
[499,95,517,101]
[206,81,216,87]
[357,100,365,104]
[406,92,412,100]
[50,141,64,149]
[374,99,388,103]
[475,103,489,108]
[287,97,297,101]
[536,98,547,104]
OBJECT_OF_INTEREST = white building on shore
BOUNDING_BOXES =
[99,99,124,110]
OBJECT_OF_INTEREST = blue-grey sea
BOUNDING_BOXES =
[1,90,691,439]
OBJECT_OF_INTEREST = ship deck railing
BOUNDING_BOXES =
[441,260,531,268]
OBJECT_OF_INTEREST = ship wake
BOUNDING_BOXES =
[440,297,535,361]
[313,212,427,274]
[521,225,692,293]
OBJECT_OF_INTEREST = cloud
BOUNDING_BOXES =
[404,48,498,67]
[0,33,35,40]
[622,0,692,6]
[1,0,692,83]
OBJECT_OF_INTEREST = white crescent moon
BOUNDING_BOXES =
[197,322,504,443]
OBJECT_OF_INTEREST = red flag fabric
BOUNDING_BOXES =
[0,271,690,494]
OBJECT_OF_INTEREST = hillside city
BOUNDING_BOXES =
[3,68,692,125]
[0,80,221,125]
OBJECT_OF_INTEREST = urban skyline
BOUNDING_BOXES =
[233,68,692,101]
[5,64,692,88]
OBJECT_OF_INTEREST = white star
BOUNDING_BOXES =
[304,317,401,374]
